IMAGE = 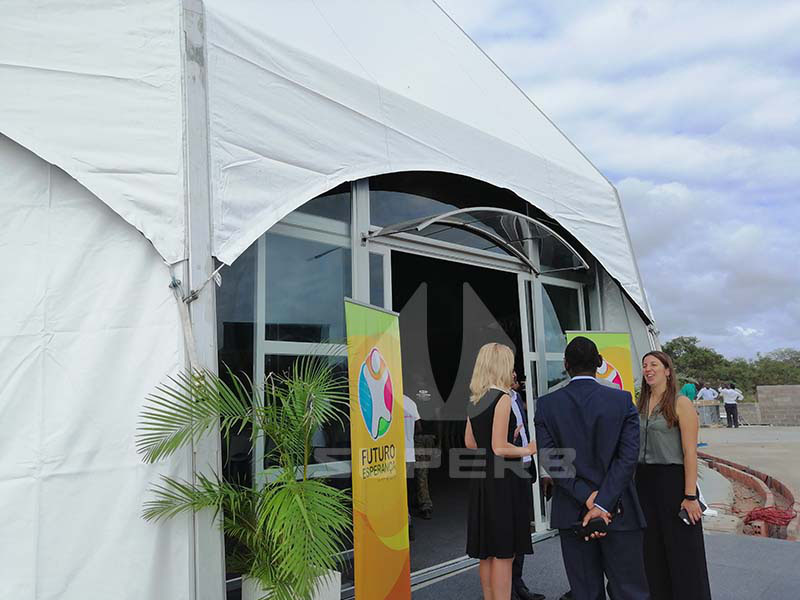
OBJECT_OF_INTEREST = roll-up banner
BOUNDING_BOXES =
[344,299,411,600]
[566,331,636,398]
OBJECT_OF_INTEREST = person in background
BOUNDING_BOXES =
[679,380,697,402]
[402,394,421,540]
[509,372,545,600]
[637,351,711,600]
[465,343,537,600]
[719,382,743,428]
[695,381,718,403]
[535,337,648,600]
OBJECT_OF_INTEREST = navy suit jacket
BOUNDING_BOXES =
[534,378,646,531]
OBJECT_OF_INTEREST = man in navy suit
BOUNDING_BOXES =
[534,337,649,600]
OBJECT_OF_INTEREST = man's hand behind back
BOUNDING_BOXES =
[583,491,611,540]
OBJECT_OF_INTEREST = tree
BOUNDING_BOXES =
[662,336,727,383]
[662,337,800,398]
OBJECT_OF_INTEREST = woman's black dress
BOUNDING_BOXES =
[466,388,534,559]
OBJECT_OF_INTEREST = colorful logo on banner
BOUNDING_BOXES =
[566,331,636,398]
[345,299,411,600]
[359,348,394,440]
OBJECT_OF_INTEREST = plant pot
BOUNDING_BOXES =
[241,570,341,600]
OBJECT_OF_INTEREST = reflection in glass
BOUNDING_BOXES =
[265,233,351,342]
[525,282,536,352]
[264,354,351,459]
[540,235,584,271]
[370,189,456,227]
[369,253,384,308]
[542,284,581,353]
[527,362,539,401]
[217,243,258,489]
[295,187,351,223]
[546,360,568,392]
[583,286,592,330]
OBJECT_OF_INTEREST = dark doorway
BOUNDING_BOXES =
[391,251,523,572]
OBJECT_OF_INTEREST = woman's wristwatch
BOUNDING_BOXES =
[684,494,697,501]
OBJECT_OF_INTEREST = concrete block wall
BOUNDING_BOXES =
[756,385,800,426]
[736,402,762,424]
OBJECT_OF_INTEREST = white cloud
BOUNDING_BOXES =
[440,0,800,358]
[734,326,762,338]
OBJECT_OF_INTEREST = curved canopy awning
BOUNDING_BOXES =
[366,207,590,275]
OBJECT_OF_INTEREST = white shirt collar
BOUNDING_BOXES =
[570,376,597,382]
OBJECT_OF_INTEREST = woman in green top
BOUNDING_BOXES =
[636,351,711,600]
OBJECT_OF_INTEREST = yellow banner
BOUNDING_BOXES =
[345,299,411,600]
[566,331,636,398]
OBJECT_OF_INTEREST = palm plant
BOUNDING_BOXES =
[136,357,352,600]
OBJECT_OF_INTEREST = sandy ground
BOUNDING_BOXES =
[699,425,800,494]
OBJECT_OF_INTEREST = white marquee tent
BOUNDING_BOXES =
[0,1,655,598]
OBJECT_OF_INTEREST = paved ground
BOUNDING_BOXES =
[413,532,800,599]
[699,425,800,494]
[415,427,800,599]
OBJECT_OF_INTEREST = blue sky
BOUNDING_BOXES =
[438,0,800,358]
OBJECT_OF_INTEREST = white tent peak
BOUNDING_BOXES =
[205,0,650,317]
[0,0,651,317]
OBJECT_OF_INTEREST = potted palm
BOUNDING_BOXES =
[136,357,351,600]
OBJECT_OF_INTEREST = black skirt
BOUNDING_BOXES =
[465,390,533,559]
[636,463,712,600]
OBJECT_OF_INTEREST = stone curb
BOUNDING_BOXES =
[699,452,800,541]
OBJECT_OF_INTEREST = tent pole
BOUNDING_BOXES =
[181,1,226,598]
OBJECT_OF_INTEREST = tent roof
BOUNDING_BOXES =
[0,0,651,318]
[206,0,650,318]
[0,0,185,262]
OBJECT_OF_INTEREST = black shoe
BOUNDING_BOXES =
[514,584,545,600]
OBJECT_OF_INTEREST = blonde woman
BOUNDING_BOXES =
[465,343,536,600]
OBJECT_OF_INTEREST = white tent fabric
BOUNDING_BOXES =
[205,0,650,317]
[0,134,193,599]
[0,1,656,596]
[0,0,650,316]
[0,0,185,264]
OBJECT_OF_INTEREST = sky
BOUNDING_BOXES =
[437,0,800,359]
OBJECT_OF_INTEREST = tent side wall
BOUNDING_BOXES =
[599,268,657,383]
[0,134,194,599]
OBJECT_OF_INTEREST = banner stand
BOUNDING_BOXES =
[344,298,412,600]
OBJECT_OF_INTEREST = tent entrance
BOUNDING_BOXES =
[366,207,589,275]
[391,250,526,573]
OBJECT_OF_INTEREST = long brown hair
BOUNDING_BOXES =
[638,351,679,427]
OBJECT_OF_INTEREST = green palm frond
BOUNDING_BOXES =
[142,472,246,522]
[137,368,253,463]
[138,356,352,600]
[257,476,351,600]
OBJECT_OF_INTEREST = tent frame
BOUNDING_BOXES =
[181,1,226,597]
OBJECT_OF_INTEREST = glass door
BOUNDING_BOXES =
[518,272,588,532]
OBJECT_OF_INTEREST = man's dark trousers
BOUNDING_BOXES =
[559,529,648,600]
[725,403,739,427]
[535,378,650,600]
[512,551,529,592]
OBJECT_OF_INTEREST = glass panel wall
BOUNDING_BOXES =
[369,252,384,308]
[216,173,599,585]
[264,233,351,343]
[294,183,351,222]
[263,354,351,462]
[546,360,569,392]
[542,283,581,353]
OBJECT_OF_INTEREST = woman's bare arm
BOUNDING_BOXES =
[677,395,699,495]
[491,394,536,458]
[464,417,477,449]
